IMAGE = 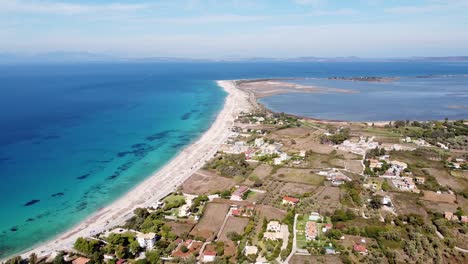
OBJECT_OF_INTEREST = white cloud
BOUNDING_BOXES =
[293,0,324,6]
[0,0,147,15]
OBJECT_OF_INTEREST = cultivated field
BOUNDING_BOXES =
[218,216,250,242]
[273,168,325,185]
[190,202,230,240]
[289,255,343,264]
[167,221,195,237]
[182,169,236,195]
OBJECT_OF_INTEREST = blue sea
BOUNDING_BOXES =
[0,61,467,258]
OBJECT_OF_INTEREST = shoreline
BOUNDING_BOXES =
[11,80,251,260]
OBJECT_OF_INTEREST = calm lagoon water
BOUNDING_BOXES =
[0,61,467,257]
[260,75,468,121]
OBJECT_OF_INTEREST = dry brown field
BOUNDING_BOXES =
[182,169,236,195]
[190,202,230,240]
[218,216,250,242]
[422,190,456,204]
[166,221,195,237]
[391,192,428,217]
[273,168,325,186]
[289,254,343,264]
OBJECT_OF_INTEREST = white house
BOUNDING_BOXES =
[202,251,216,262]
[244,246,258,256]
[267,221,281,232]
[254,138,265,147]
[136,232,157,250]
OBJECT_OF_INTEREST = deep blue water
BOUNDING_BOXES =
[0,61,467,258]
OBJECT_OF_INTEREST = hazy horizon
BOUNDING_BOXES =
[1,0,468,58]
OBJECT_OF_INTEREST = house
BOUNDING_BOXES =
[267,221,281,232]
[172,240,203,258]
[369,159,382,169]
[353,244,368,254]
[231,186,250,201]
[72,257,91,264]
[322,223,333,233]
[324,247,336,255]
[381,196,392,206]
[444,212,459,221]
[282,196,300,206]
[244,245,259,256]
[254,138,265,147]
[274,152,290,165]
[305,221,318,240]
[461,216,468,223]
[103,254,115,261]
[308,212,322,221]
[136,232,157,250]
[299,150,306,157]
[415,177,425,184]
[202,251,216,263]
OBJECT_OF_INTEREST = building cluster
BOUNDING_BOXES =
[444,212,468,223]
[318,169,352,186]
[336,136,379,156]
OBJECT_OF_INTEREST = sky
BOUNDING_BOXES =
[1,0,468,58]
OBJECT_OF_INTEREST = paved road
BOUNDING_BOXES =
[284,214,299,264]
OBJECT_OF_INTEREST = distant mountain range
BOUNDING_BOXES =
[1,52,468,64]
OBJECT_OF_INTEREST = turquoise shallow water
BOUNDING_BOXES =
[0,61,467,258]
[0,65,225,257]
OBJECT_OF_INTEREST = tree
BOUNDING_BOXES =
[29,253,37,264]
[53,251,65,264]
[146,250,162,264]
[369,195,383,209]
[74,237,100,256]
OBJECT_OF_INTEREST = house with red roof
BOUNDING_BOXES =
[282,196,300,206]
[353,244,368,255]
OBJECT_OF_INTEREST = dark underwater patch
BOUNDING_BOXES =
[26,218,34,222]
[24,199,40,206]
[171,143,186,149]
[51,192,64,197]
[181,112,191,120]
[75,201,87,212]
[10,227,18,232]
[131,143,149,148]
[77,173,91,180]
[107,172,120,180]
[146,130,172,141]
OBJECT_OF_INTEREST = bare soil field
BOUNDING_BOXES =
[422,190,456,204]
[182,169,236,195]
[273,168,325,186]
[301,186,341,214]
[218,216,250,242]
[422,201,458,213]
[391,192,428,217]
[424,168,468,192]
[166,221,195,237]
[250,164,273,179]
[190,203,230,240]
[289,254,343,264]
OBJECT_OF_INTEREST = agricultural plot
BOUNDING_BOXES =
[273,168,325,186]
[190,203,230,240]
[182,169,236,195]
[218,216,250,242]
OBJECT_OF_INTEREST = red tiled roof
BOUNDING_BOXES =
[353,244,367,252]
[204,251,217,256]
[283,196,299,203]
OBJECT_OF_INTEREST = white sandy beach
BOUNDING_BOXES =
[18,80,251,259]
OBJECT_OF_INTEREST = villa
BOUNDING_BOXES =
[231,186,250,201]
[282,196,300,206]
[136,232,158,250]
[305,221,318,240]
